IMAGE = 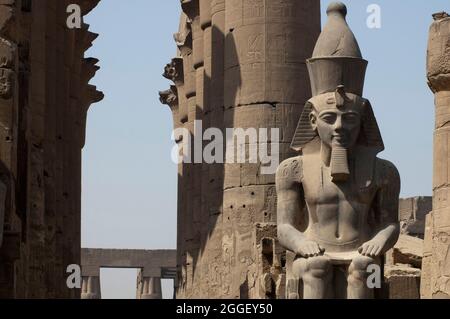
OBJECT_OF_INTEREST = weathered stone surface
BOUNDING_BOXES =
[223,0,318,108]
[81,276,101,299]
[423,11,450,299]
[421,212,434,298]
[399,197,431,238]
[0,0,102,299]
[384,265,421,299]
[254,223,285,299]
[386,235,423,268]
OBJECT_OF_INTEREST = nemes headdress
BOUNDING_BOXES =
[291,2,384,154]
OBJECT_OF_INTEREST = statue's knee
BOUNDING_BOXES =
[348,255,377,282]
[292,258,308,279]
[294,256,331,279]
[350,255,377,272]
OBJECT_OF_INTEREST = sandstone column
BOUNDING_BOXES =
[179,1,197,298]
[422,11,450,299]
[221,0,320,298]
[139,277,163,299]
[81,276,102,299]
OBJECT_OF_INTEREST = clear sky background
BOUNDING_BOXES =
[82,0,447,299]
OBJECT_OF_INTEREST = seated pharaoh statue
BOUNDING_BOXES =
[276,2,400,299]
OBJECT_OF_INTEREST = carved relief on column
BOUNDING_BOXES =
[0,21,16,250]
[81,276,102,299]
[221,0,320,298]
[0,3,19,298]
[223,0,320,108]
[423,11,450,299]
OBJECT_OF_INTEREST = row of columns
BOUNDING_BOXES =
[81,273,163,300]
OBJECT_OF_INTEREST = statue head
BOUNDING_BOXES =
[291,2,384,182]
[309,86,363,151]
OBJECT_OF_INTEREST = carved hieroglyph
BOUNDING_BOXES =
[422,11,450,299]
[276,2,400,299]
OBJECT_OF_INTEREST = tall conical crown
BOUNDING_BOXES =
[307,2,368,96]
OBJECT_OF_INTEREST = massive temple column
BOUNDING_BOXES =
[162,0,320,298]
[422,11,450,299]
[0,0,102,298]
[221,0,320,298]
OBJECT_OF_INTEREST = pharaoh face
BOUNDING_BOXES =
[310,108,361,149]
[309,91,363,150]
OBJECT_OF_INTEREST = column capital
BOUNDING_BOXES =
[427,12,450,93]
[159,86,178,111]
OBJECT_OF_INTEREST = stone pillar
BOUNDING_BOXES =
[220,0,320,298]
[179,0,199,299]
[0,0,20,299]
[139,277,163,299]
[423,11,450,299]
[81,276,101,299]
[201,0,226,298]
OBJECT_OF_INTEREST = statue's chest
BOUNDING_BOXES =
[302,162,378,207]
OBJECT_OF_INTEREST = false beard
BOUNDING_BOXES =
[330,145,350,182]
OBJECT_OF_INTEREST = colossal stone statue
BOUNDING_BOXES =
[276,2,401,299]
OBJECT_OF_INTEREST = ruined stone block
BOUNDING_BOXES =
[385,265,421,299]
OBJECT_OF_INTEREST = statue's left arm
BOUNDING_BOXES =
[359,159,400,257]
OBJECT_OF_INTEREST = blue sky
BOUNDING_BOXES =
[82,0,446,298]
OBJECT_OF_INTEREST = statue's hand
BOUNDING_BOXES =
[358,239,385,257]
[297,240,325,258]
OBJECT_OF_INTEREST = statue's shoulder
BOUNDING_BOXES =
[276,156,303,189]
[374,157,400,186]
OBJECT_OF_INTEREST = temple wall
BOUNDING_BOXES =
[0,0,102,298]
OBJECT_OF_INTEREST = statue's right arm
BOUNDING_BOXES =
[276,157,321,257]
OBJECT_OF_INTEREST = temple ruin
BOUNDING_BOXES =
[0,0,102,298]
[80,249,176,299]
[161,1,450,299]
[0,0,448,300]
